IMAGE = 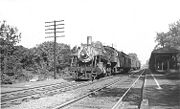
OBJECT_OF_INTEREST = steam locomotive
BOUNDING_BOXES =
[69,36,140,80]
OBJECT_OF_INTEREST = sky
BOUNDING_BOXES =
[1,0,180,65]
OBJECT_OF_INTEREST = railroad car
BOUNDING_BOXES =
[117,51,131,72]
[130,57,141,70]
[69,36,141,80]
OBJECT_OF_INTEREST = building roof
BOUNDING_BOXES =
[152,47,180,54]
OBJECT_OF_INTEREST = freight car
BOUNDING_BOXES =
[69,36,140,80]
[114,51,140,73]
[129,56,141,70]
[117,51,131,72]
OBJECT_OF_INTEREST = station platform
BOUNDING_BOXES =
[1,78,68,93]
[141,69,180,109]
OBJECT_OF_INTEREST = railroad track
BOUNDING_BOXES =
[112,69,146,109]
[1,81,85,107]
[1,75,115,108]
[51,69,146,109]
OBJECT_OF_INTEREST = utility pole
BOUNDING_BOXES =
[45,20,65,79]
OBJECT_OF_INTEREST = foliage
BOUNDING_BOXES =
[155,19,180,49]
[0,45,29,83]
[0,20,72,84]
[0,20,22,83]
[128,53,139,60]
[0,20,21,46]
[27,41,71,76]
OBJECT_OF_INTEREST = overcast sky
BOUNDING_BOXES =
[1,0,180,65]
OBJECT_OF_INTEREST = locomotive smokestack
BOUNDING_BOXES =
[87,36,92,46]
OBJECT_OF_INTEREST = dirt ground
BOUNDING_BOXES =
[142,70,180,109]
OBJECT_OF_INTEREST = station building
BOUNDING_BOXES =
[149,47,180,72]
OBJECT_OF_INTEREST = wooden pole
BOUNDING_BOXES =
[54,21,57,79]
[45,20,64,79]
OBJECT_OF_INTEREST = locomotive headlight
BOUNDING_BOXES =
[80,50,89,59]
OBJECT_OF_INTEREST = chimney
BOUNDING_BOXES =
[87,36,92,45]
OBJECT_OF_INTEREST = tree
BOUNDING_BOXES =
[155,32,166,48]
[155,19,180,49]
[0,20,21,46]
[128,53,139,60]
[0,20,21,75]
[29,41,71,77]
[0,20,21,83]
